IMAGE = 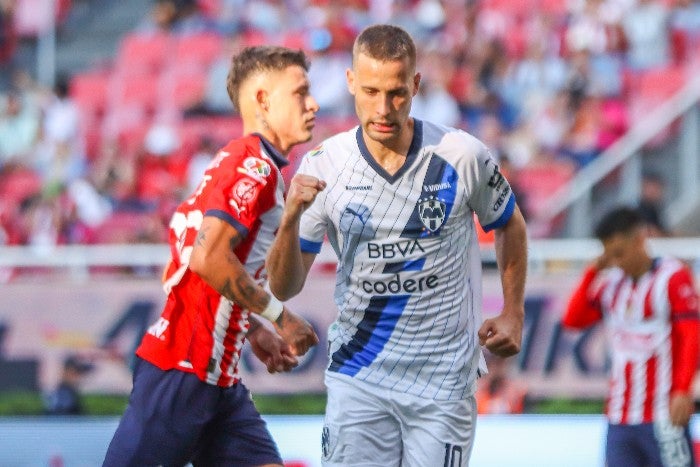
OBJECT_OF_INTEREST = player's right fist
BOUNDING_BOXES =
[285,174,326,217]
[273,306,319,356]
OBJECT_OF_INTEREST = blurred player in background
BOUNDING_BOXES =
[44,354,93,415]
[563,206,699,467]
[103,45,320,467]
[267,24,528,466]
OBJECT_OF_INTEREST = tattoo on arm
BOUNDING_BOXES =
[220,278,237,303]
[228,232,241,252]
[195,225,209,247]
[248,316,262,334]
[235,275,267,310]
[218,275,267,312]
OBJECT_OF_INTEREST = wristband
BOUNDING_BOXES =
[260,285,283,322]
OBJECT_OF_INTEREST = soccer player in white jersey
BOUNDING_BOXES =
[563,206,699,467]
[267,24,528,466]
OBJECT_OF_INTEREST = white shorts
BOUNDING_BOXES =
[322,372,476,467]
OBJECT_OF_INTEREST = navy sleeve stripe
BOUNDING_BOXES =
[204,209,249,237]
[482,192,516,232]
[300,238,322,254]
[672,311,700,321]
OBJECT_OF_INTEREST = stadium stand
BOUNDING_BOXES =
[1,0,698,247]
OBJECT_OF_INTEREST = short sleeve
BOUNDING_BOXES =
[668,267,700,319]
[205,152,277,237]
[466,143,516,232]
[297,146,329,253]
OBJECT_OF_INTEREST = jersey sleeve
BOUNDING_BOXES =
[297,146,329,254]
[668,266,700,393]
[205,151,277,237]
[562,266,605,329]
[465,141,516,232]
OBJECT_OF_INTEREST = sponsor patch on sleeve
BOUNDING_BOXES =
[236,157,271,183]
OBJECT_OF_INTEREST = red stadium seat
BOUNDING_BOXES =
[115,32,173,74]
[111,71,162,110]
[208,116,243,144]
[627,66,687,145]
[0,169,43,206]
[160,66,208,111]
[517,161,575,219]
[91,211,155,244]
[173,33,223,69]
[635,66,686,101]
[70,71,109,114]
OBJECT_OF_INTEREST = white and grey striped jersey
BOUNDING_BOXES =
[297,120,516,401]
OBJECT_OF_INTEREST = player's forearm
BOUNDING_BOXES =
[267,215,308,300]
[190,220,275,315]
[197,246,272,313]
[494,206,528,315]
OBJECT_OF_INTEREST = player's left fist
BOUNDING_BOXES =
[273,307,319,356]
[286,174,326,215]
[478,312,523,358]
[247,325,299,373]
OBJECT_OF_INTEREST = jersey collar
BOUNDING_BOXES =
[253,133,289,168]
[355,119,423,184]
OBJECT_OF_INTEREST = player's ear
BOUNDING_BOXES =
[412,72,421,97]
[346,68,356,96]
[255,89,269,111]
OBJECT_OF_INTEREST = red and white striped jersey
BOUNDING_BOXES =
[563,257,700,424]
[136,134,287,387]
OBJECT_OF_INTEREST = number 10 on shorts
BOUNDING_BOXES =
[444,443,463,467]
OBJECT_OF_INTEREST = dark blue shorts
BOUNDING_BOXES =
[102,357,282,467]
[606,422,695,467]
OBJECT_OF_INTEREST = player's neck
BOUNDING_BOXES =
[365,120,414,173]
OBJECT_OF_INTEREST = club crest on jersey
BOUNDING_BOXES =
[237,157,270,183]
[231,178,260,215]
[418,196,446,233]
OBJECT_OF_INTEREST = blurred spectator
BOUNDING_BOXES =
[186,136,216,194]
[0,0,17,91]
[670,0,700,63]
[136,121,187,206]
[475,354,528,415]
[565,0,625,57]
[138,0,180,33]
[3,0,694,246]
[306,28,354,118]
[503,39,569,119]
[476,113,507,161]
[170,0,216,35]
[637,171,669,236]
[622,0,672,71]
[528,90,571,159]
[20,191,63,251]
[0,90,40,170]
[44,354,93,415]
[558,96,603,168]
[191,34,242,116]
[66,178,112,234]
[241,0,287,36]
[411,48,461,127]
[36,75,85,185]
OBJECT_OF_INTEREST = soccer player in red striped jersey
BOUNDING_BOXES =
[563,206,699,467]
[103,46,319,467]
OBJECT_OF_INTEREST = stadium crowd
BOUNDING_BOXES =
[1,0,700,250]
